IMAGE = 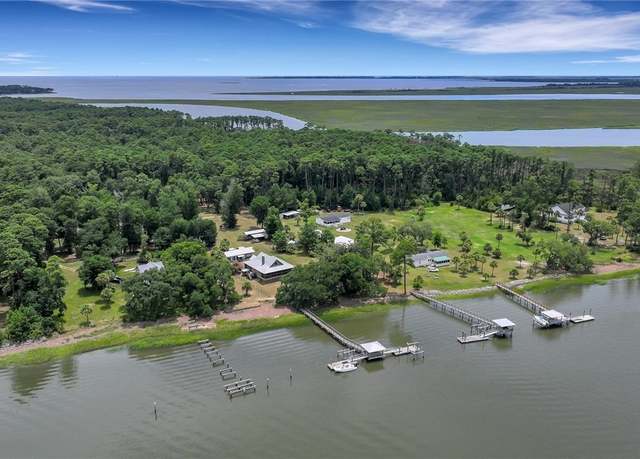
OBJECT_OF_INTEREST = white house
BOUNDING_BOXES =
[224,247,255,262]
[280,210,300,219]
[136,261,165,274]
[550,203,587,224]
[316,212,351,227]
[334,236,354,247]
[243,228,268,241]
[244,252,294,281]
[411,250,451,268]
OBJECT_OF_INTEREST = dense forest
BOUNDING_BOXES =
[1,97,639,343]
[0,85,54,95]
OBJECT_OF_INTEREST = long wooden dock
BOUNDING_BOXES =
[495,284,594,327]
[495,284,546,314]
[411,291,495,332]
[411,291,515,342]
[300,309,365,353]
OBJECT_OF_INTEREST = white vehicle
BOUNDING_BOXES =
[427,265,439,272]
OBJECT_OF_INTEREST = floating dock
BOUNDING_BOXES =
[496,284,594,328]
[300,308,424,371]
[411,291,515,343]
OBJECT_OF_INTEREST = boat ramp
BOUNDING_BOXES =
[411,291,515,343]
[300,309,424,372]
[496,284,595,328]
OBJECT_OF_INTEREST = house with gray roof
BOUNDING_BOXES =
[411,250,451,268]
[316,212,351,227]
[244,252,294,281]
[550,203,587,224]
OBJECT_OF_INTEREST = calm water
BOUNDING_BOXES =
[6,76,640,100]
[89,103,307,129]
[423,128,640,147]
[2,277,639,458]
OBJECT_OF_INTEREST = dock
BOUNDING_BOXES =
[411,291,515,342]
[198,339,255,398]
[300,308,424,371]
[496,284,594,328]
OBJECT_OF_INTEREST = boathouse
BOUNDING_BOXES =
[360,341,386,360]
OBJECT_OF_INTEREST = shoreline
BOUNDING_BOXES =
[1,266,639,368]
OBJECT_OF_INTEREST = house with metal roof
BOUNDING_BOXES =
[411,250,451,267]
[243,228,268,241]
[316,212,351,227]
[224,247,255,262]
[244,252,294,281]
[280,210,301,219]
[550,202,587,224]
[136,261,165,274]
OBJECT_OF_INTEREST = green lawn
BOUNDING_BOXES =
[61,258,136,331]
[506,146,640,170]
[330,206,635,292]
[75,98,640,132]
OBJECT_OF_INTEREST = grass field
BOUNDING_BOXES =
[75,98,640,132]
[225,86,640,96]
[506,146,640,170]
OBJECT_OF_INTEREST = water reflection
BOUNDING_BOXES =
[10,361,58,400]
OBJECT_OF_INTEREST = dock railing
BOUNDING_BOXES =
[496,284,546,315]
[411,291,495,331]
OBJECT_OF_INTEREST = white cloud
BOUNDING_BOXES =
[353,0,640,54]
[573,54,640,64]
[39,0,134,12]
[172,0,317,15]
[0,52,38,64]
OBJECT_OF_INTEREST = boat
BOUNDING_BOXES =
[533,315,549,328]
[327,360,359,373]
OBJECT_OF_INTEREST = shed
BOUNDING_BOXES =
[334,236,355,247]
[224,247,255,261]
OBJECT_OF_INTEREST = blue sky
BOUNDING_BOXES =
[2,0,640,76]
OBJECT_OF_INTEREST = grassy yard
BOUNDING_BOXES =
[77,98,640,132]
[61,257,137,331]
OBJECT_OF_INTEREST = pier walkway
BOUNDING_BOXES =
[496,284,594,327]
[300,309,364,353]
[411,291,515,342]
[300,309,424,369]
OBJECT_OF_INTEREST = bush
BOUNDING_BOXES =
[5,306,44,343]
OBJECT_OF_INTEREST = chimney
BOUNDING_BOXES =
[262,255,265,265]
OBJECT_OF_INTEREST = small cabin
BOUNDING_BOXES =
[243,228,268,241]
[316,212,351,227]
[280,210,301,219]
[224,246,255,262]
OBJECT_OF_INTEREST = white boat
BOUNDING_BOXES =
[328,360,359,373]
[533,315,550,328]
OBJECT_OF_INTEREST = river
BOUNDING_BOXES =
[4,76,640,101]
[1,277,639,458]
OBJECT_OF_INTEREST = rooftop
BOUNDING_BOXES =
[542,309,566,320]
[245,252,294,274]
[244,228,267,236]
[136,261,165,274]
[224,247,255,258]
[334,236,354,246]
[360,341,386,353]
[492,318,516,328]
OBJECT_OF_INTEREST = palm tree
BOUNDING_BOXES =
[487,202,496,225]
[478,255,487,273]
[509,268,519,280]
[517,254,525,269]
[489,260,498,277]
[495,233,503,248]
[455,194,464,210]
[452,256,461,272]
[80,304,93,326]
[242,280,252,297]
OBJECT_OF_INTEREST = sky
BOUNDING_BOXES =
[2,0,640,76]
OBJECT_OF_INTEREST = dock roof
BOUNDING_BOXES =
[542,309,566,320]
[492,318,516,328]
[360,341,386,353]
